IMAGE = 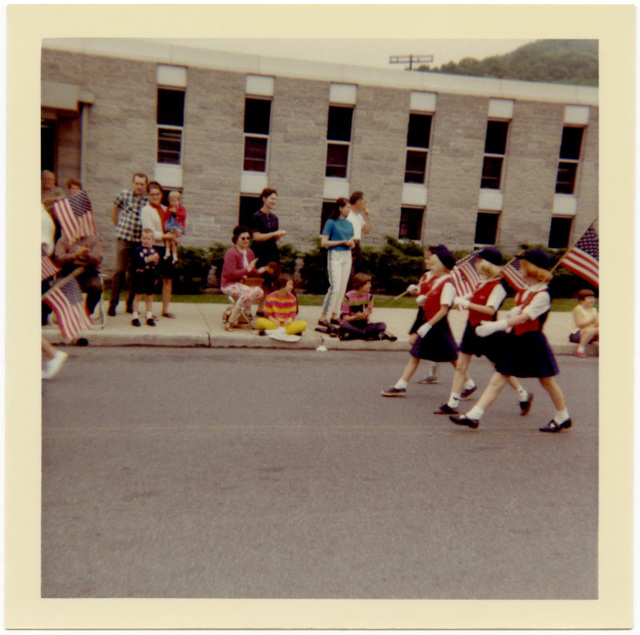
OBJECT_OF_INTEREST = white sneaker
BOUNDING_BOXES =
[43,351,69,379]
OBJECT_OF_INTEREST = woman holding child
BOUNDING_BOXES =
[140,181,177,319]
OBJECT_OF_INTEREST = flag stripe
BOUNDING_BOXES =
[52,192,96,243]
[561,224,599,288]
[43,279,92,341]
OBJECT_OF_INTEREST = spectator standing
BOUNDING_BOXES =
[141,181,178,318]
[130,228,160,327]
[41,170,64,204]
[346,191,371,275]
[108,173,148,316]
[251,188,287,267]
[66,178,83,195]
[318,197,355,328]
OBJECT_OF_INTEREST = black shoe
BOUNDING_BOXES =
[460,385,478,400]
[107,306,117,317]
[539,418,572,433]
[318,318,331,328]
[379,332,398,341]
[434,403,458,415]
[131,318,141,327]
[126,307,134,314]
[258,330,267,336]
[146,318,156,327]
[75,338,89,347]
[449,414,480,429]
[381,386,407,397]
[519,392,534,416]
[330,318,341,326]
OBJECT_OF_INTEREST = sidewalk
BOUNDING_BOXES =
[43,302,597,356]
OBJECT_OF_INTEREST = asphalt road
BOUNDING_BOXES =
[42,348,598,599]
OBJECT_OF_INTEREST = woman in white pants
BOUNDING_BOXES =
[318,197,355,327]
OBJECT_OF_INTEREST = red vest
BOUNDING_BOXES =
[513,288,548,335]
[422,275,451,321]
[468,279,503,326]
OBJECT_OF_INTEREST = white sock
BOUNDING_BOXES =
[466,405,485,420]
[577,346,586,353]
[145,311,153,319]
[132,311,139,318]
[554,409,570,424]
[395,379,408,390]
[464,379,476,390]
[516,386,529,401]
[448,392,461,408]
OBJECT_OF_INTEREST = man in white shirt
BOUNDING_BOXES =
[346,191,371,277]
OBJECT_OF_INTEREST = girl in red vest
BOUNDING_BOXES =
[381,245,459,397]
[434,247,533,416]
[450,249,571,433]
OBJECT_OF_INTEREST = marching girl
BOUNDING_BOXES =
[450,249,572,433]
[381,245,459,397]
[433,247,533,416]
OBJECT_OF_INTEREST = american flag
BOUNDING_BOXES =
[450,253,481,297]
[52,191,96,243]
[43,278,92,342]
[41,254,59,281]
[501,258,527,292]
[561,224,599,288]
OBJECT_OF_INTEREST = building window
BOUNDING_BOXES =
[157,88,185,165]
[239,195,261,227]
[404,114,432,184]
[555,126,584,194]
[244,98,272,172]
[474,212,500,245]
[548,216,573,248]
[320,201,335,232]
[399,207,425,241]
[481,120,509,190]
[326,106,353,178]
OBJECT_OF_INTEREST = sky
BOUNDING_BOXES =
[149,38,536,71]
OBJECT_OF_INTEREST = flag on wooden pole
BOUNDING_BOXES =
[560,223,599,288]
[43,277,91,342]
[52,191,96,243]
[501,258,527,292]
[450,253,481,297]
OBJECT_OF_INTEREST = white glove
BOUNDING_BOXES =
[407,284,419,294]
[417,322,432,338]
[453,297,470,309]
[476,319,508,338]
[416,295,426,306]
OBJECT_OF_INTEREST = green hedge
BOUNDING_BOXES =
[171,238,596,298]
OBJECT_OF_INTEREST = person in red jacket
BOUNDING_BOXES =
[433,247,533,416]
[450,249,572,433]
[381,244,458,397]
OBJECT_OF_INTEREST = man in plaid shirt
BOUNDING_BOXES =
[108,173,149,316]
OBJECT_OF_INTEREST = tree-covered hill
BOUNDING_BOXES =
[418,40,598,86]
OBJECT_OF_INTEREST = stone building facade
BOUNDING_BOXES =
[41,39,598,273]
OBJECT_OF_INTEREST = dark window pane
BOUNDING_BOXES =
[474,212,499,245]
[407,113,431,149]
[320,202,334,232]
[244,137,268,172]
[41,119,56,171]
[326,143,349,178]
[484,120,509,154]
[327,106,353,142]
[157,89,185,127]
[157,128,182,164]
[244,98,271,135]
[559,126,584,160]
[239,195,261,226]
[399,207,424,241]
[555,161,578,194]
[404,150,427,183]
[548,216,573,249]
[480,156,503,189]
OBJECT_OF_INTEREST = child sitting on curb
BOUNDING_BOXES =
[339,273,396,341]
[255,274,307,338]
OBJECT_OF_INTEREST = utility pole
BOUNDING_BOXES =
[389,54,434,71]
